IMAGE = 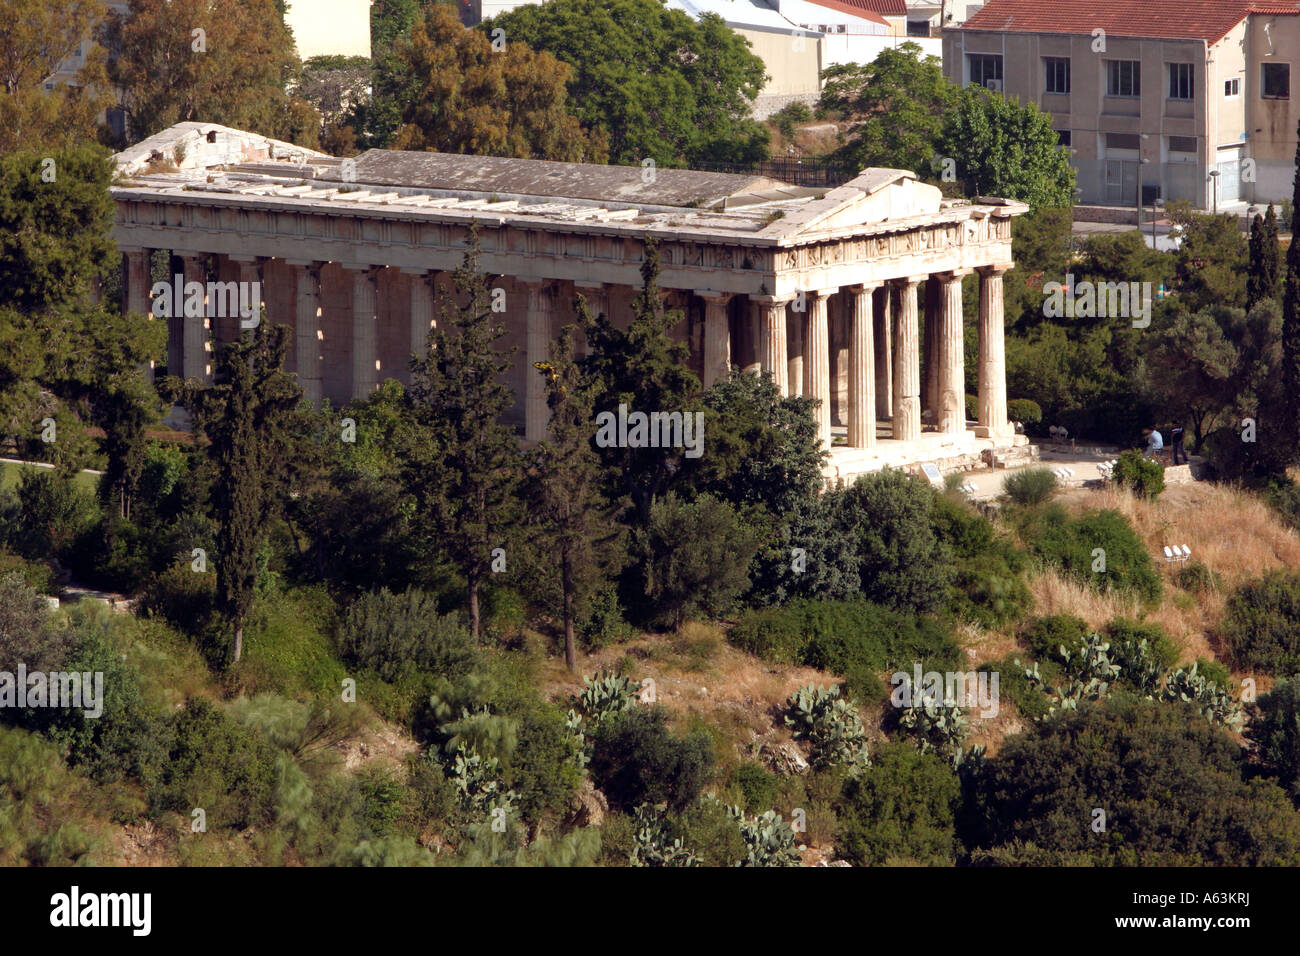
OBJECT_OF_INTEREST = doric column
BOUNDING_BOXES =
[873,285,892,418]
[574,281,609,359]
[407,270,438,358]
[805,290,832,450]
[179,254,211,385]
[347,265,380,400]
[977,266,1012,439]
[291,261,323,405]
[788,295,805,397]
[846,284,878,448]
[937,270,971,435]
[525,280,556,442]
[891,277,924,442]
[752,294,791,395]
[923,278,941,422]
[700,291,733,387]
[228,256,263,346]
[123,248,155,384]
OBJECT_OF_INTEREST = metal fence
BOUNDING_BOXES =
[690,158,856,188]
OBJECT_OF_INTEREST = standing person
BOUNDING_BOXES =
[1144,426,1164,460]
[1170,422,1186,465]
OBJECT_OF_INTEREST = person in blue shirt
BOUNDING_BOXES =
[1144,427,1163,459]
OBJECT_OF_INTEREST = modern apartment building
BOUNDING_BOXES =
[943,0,1300,209]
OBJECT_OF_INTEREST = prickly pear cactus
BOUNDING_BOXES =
[1161,661,1243,730]
[576,670,636,726]
[784,684,871,774]
[629,803,700,867]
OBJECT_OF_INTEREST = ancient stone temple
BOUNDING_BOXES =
[111,122,1028,479]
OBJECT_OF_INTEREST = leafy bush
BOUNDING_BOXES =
[576,583,633,649]
[148,698,279,830]
[1105,618,1180,672]
[0,571,74,674]
[771,100,813,139]
[11,468,98,560]
[336,587,476,683]
[588,707,715,814]
[1006,398,1042,426]
[1002,468,1057,506]
[626,492,761,629]
[1024,506,1162,602]
[1221,570,1300,674]
[930,495,1032,628]
[1175,559,1221,593]
[980,657,1052,720]
[785,684,870,773]
[731,762,777,814]
[1110,449,1165,499]
[1247,677,1300,803]
[728,599,960,700]
[836,743,959,866]
[961,696,1300,864]
[1022,614,1089,663]
[834,471,953,613]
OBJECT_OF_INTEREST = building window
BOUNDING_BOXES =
[968,54,1003,89]
[1225,77,1240,96]
[1168,63,1194,100]
[1106,132,1142,150]
[1263,63,1290,99]
[1168,135,1197,153]
[906,20,931,37]
[1107,60,1141,97]
[1055,129,1071,147]
[1045,57,1070,94]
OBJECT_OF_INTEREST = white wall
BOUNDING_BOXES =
[822,33,942,70]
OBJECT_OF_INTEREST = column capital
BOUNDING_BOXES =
[228,254,264,264]
[341,263,380,276]
[119,246,150,257]
[573,280,607,291]
[932,268,974,281]
[977,263,1013,277]
[890,274,929,288]
[399,266,440,277]
[285,258,326,269]
[698,290,734,304]
[845,281,883,294]
[749,293,797,306]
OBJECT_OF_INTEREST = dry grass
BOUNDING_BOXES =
[1023,481,1300,670]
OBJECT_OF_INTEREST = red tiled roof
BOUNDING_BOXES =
[1248,3,1300,12]
[961,0,1264,42]
[806,0,907,18]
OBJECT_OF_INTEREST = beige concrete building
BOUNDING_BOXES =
[944,0,1300,208]
[111,123,1026,478]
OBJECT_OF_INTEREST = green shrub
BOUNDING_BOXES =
[239,587,348,697]
[728,599,961,701]
[576,583,633,649]
[965,394,978,421]
[1247,677,1300,803]
[0,571,74,674]
[1175,559,1221,593]
[626,492,761,629]
[148,698,278,830]
[588,707,715,814]
[731,761,777,814]
[835,743,959,866]
[931,494,1032,628]
[503,705,583,826]
[961,696,1300,865]
[1007,398,1042,426]
[1105,618,1180,671]
[980,657,1052,720]
[336,587,476,683]
[1196,657,1232,689]
[1025,507,1162,602]
[1002,468,1057,506]
[1022,614,1089,663]
[1221,570,1300,673]
[12,468,98,561]
[1110,449,1165,499]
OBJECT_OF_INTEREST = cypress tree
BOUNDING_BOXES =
[200,321,301,664]
[529,318,612,672]
[1282,118,1300,457]
[1248,213,1267,310]
[406,227,520,639]
[1264,203,1282,300]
